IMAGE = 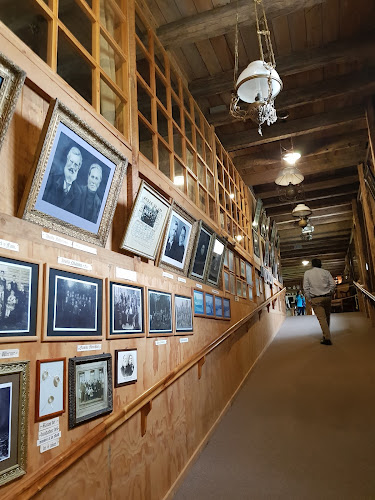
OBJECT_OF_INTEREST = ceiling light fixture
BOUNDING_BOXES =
[275,167,304,186]
[302,260,309,266]
[229,0,282,135]
[292,203,312,218]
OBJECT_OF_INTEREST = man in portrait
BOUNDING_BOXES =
[193,242,207,276]
[121,354,134,377]
[43,146,83,215]
[79,163,103,223]
[164,219,179,258]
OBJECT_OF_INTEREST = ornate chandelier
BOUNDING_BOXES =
[230,0,282,135]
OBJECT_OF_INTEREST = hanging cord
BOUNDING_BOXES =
[233,0,239,88]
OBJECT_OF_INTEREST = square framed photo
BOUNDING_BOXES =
[0,51,26,153]
[120,181,170,260]
[0,256,40,342]
[20,99,128,247]
[0,361,29,487]
[115,349,137,387]
[223,298,231,320]
[109,281,144,338]
[175,295,193,334]
[45,267,103,340]
[188,221,213,282]
[148,289,173,336]
[68,353,112,429]
[193,289,205,317]
[214,296,223,319]
[205,293,214,318]
[35,358,65,422]
[206,235,226,287]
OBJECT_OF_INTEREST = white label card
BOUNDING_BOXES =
[116,267,137,282]
[72,241,97,255]
[179,338,189,343]
[178,277,186,283]
[212,289,219,294]
[0,239,19,252]
[37,431,61,446]
[42,231,72,247]
[0,349,19,359]
[40,439,60,453]
[77,344,102,352]
[155,340,167,345]
[38,425,60,438]
[196,283,203,289]
[235,296,239,302]
[163,272,174,280]
[58,257,92,271]
[38,417,59,431]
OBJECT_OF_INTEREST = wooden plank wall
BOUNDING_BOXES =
[0,23,285,500]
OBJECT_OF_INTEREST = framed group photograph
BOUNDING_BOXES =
[174,295,193,334]
[223,298,231,319]
[0,360,29,487]
[20,99,128,246]
[68,353,113,428]
[193,289,205,317]
[114,349,137,387]
[189,221,213,282]
[0,51,26,153]
[159,204,196,275]
[0,256,39,341]
[120,181,171,260]
[109,282,144,338]
[45,267,103,340]
[205,293,214,318]
[148,289,172,335]
[35,358,65,422]
[206,235,226,287]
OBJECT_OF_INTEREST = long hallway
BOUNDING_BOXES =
[173,312,375,499]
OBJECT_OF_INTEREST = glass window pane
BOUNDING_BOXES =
[135,12,148,48]
[196,131,204,159]
[172,94,181,128]
[208,196,216,222]
[187,175,196,204]
[137,81,152,124]
[154,42,166,76]
[157,106,169,144]
[173,127,183,159]
[100,0,122,46]
[100,78,125,131]
[59,0,92,53]
[174,159,185,191]
[139,120,154,163]
[136,44,150,87]
[58,31,92,103]
[185,115,194,144]
[199,187,206,212]
[194,103,201,128]
[100,36,124,88]
[186,145,195,173]
[206,145,212,168]
[158,140,171,179]
[197,158,206,187]
[156,73,168,110]
[224,271,230,292]
[207,172,215,196]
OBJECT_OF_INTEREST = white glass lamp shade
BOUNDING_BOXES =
[275,167,304,186]
[236,60,282,104]
[292,203,312,217]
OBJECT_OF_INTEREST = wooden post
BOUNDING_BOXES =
[366,98,375,167]
[351,198,370,316]
[140,401,152,437]
[197,356,206,380]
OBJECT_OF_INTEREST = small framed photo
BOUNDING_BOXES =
[45,267,103,340]
[0,51,26,153]
[20,99,128,247]
[148,289,172,336]
[206,235,226,287]
[0,256,40,342]
[175,295,193,334]
[159,204,196,275]
[223,298,231,319]
[115,349,137,387]
[253,229,260,259]
[189,221,213,281]
[193,289,205,317]
[246,262,253,286]
[35,358,65,422]
[68,353,112,428]
[109,281,144,338]
[205,293,214,317]
[120,181,170,260]
[214,296,223,319]
[236,278,242,297]
[0,361,29,487]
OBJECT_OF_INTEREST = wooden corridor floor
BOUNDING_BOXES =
[173,312,375,500]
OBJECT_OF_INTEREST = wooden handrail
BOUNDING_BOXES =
[353,281,375,302]
[5,288,285,500]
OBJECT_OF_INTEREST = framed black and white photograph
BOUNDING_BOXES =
[236,278,243,298]
[35,358,65,422]
[0,361,29,487]
[159,204,196,275]
[189,221,213,281]
[260,210,267,239]
[45,267,102,340]
[120,181,170,260]
[175,295,193,334]
[246,262,253,286]
[253,198,263,231]
[0,256,39,341]
[223,298,231,319]
[20,99,127,246]
[0,51,26,153]
[253,229,260,259]
[214,296,223,318]
[193,289,205,317]
[148,289,173,336]
[109,282,144,339]
[68,353,112,429]
[115,349,137,387]
[205,293,214,317]
[206,235,226,287]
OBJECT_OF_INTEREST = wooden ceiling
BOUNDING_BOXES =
[143,0,375,285]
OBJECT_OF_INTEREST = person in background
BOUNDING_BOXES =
[303,258,336,345]
[296,290,304,315]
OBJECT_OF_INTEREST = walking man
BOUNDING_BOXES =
[303,258,336,345]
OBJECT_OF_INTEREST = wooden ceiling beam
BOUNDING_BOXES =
[277,214,353,231]
[274,203,353,223]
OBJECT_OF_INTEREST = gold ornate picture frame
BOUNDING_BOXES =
[0,51,26,153]
[20,99,128,247]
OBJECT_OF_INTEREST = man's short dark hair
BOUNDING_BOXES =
[312,258,321,268]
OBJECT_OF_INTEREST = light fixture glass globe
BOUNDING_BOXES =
[236,60,282,104]
[275,167,304,186]
[292,203,312,217]
[283,152,301,165]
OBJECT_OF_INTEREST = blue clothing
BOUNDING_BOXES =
[296,294,304,308]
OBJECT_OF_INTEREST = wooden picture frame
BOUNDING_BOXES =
[147,289,173,336]
[120,181,171,260]
[223,298,231,320]
[253,229,260,258]
[193,289,205,317]
[174,294,193,334]
[246,262,253,286]
[68,353,113,429]
[188,221,214,282]
[44,266,103,341]
[20,99,128,247]
[108,281,145,339]
[205,293,214,318]
[0,255,40,342]
[35,358,66,422]
[206,235,226,287]
[253,198,263,231]
[214,296,223,319]
[0,360,29,487]
[114,349,137,387]
[0,51,26,153]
